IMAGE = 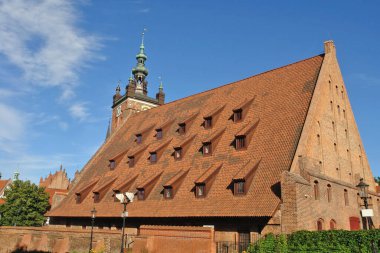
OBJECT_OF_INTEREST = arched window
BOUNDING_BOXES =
[314,180,320,200]
[330,219,337,230]
[317,218,324,231]
[327,184,332,202]
[344,189,349,206]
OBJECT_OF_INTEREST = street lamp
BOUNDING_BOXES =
[116,192,134,253]
[89,207,97,253]
[356,178,370,229]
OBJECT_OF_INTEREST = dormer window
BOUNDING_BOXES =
[204,117,212,129]
[164,187,173,199]
[156,129,163,140]
[202,142,212,156]
[137,189,145,200]
[114,190,120,202]
[150,152,157,163]
[174,148,182,160]
[178,123,186,135]
[233,109,243,122]
[234,181,245,195]
[129,156,135,168]
[93,192,100,203]
[75,194,81,204]
[136,134,142,144]
[235,136,246,150]
[109,160,116,170]
[195,184,205,198]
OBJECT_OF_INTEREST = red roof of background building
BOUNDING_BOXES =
[47,54,324,218]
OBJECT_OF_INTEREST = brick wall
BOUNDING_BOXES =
[132,225,215,253]
[0,226,127,253]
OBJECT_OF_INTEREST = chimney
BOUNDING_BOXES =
[324,40,336,54]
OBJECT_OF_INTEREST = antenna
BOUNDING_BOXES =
[141,28,147,45]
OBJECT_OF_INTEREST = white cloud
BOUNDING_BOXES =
[0,0,102,99]
[69,102,89,121]
[0,103,26,153]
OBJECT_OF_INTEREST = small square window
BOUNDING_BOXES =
[164,187,173,199]
[196,184,205,198]
[137,189,145,200]
[94,192,100,203]
[234,181,245,195]
[203,143,212,156]
[76,194,81,204]
[236,136,246,150]
[109,160,116,170]
[156,129,163,139]
[233,109,243,122]
[174,148,182,160]
[136,134,142,144]
[178,123,186,135]
[204,117,212,129]
[129,157,135,168]
[150,152,157,163]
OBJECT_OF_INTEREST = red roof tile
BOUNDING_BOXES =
[47,54,324,218]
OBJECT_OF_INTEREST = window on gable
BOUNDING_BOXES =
[156,129,163,140]
[174,148,182,160]
[94,192,100,203]
[204,117,212,129]
[178,123,186,135]
[196,184,205,198]
[344,189,349,206]
[233,109,243,122]
[137,189,145,200]
[330,219,337,230]
[109,160,116,170]
[235,136,246,150]
[75,194,81,204]
[314,180,319,200]
[317,218,324,231]
[129,156,135,168]
[327,184,332,202]
[202,142,212,156]
[164,187,173,199]
[234,181,245,195]
[136,134,142,144]
[150,152,157,163]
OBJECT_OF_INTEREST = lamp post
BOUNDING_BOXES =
[89,207,97,253]
[356,178,370,230]
[115,192,134,253]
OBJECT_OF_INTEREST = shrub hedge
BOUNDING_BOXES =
[247,230,380,253]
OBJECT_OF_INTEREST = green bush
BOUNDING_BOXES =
[247,230,380,253]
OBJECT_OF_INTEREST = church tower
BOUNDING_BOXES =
[111,31,165,134]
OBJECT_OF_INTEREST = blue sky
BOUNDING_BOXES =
[0,0,379,183]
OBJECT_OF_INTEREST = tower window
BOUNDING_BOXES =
[344,189,349,206]
[314,180,319,200]
[109,160,116,170]
[137,189,145,200]
[136,134,142,144]
[196,184,205,198]
[317,218,324,231]
[174,148,182,160]
[204,117,212,129]
[233,109,243,122]
[150,152,157,163]
[327,184,332,202]
[129,156,135,168]
[164,187,173,199]
[94,193,100,203]
[202,142,212,156]
[235,136,246,150]
[234,181,245,195]
[178,123,186,135]
[156,129,163,139]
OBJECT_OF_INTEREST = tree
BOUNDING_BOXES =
[0,180,50,226]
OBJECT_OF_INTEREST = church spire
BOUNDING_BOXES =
[156,76,165,105]
[132,29,149,95]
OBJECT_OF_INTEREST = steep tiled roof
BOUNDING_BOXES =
[48,54,324,218]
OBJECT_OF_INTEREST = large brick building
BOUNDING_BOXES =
[47,40,378,251]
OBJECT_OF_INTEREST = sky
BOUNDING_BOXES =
[0,0,379,183]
